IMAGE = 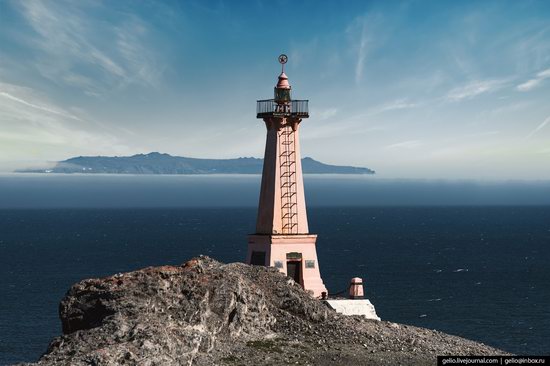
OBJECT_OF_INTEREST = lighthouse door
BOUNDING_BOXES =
[286,261,301,284]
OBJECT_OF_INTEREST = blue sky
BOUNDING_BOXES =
[0,0,549,179]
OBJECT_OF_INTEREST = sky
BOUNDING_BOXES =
[0,0,549,179]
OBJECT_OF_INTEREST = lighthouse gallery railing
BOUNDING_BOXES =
[256,99,309,118]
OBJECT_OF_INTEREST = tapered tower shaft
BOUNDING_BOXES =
[246,55,327,298]
[256,117,308,235]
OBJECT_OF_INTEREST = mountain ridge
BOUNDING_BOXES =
[17,152,375,175]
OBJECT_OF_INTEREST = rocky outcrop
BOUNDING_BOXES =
[25,256,505,366]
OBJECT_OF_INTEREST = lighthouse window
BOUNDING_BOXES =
[305,260,315,269]
[250,251,266,266]
[275,88,290,102]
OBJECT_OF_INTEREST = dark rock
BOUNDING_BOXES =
[23,256,508,366]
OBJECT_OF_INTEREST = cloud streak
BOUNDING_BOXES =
[12,0,163,95]
[526,115,550,139]
[314,108,338,120]
[385,140,422,149]
[375,99,418,113]
[355,22,369,84]
[348,14,382,84]
[0,90,82,121]
[347,98,420,121]
[446,79,508,101]
[517,68,550,91]
[0,81,135,162]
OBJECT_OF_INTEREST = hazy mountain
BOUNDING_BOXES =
[17,152,375,175]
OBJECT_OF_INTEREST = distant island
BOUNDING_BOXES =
[17,152,375,175]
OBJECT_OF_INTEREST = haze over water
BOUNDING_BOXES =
[1,174,550,208]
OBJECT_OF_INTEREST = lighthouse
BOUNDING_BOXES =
[247,55,328,298]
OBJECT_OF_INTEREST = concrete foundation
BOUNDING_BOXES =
[323,299,380,321]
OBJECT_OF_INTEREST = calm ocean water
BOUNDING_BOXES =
[1,175,550,364]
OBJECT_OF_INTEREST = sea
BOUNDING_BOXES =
[1,174,549,364]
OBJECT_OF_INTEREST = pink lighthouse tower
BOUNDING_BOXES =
[247,54,328,298]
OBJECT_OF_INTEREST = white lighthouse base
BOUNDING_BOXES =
[247,234,328,298]
[323,299,381,321]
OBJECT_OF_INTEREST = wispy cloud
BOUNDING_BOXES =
[314,108,338,120]
[465,130,500,138]
[526,115,550,140]
[0,84,83,122]
[375,99,418,113]
[517,68,550,91]
[348,98,419,121]
[0,81,135,161]
[11,0,163,95]
[385,140,422,149]
[446,79,508,101]
[347,14,383,84]
[355,22,370,84]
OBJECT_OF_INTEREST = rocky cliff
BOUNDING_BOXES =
[25,257,504,366]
